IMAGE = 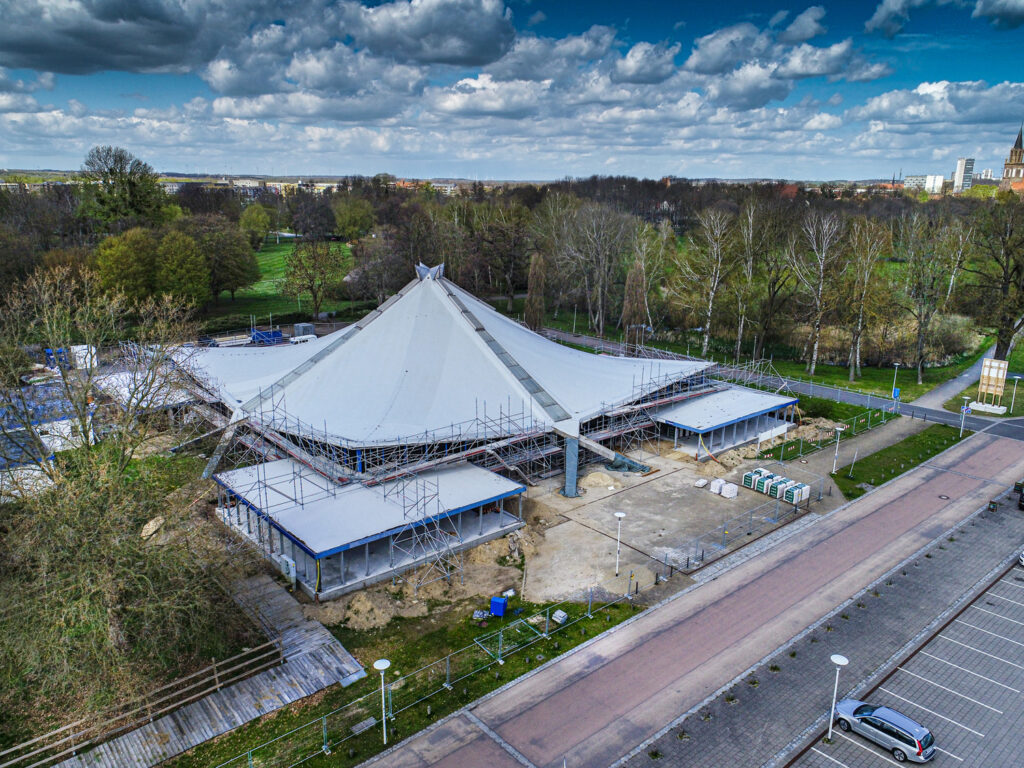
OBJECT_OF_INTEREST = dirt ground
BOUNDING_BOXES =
[302,414,921,625]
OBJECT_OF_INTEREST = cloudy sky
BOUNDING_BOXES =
[0,0,1022,180]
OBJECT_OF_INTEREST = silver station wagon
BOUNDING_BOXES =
[834,698,935,762]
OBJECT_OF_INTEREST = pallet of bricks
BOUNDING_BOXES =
[742,467,810,504]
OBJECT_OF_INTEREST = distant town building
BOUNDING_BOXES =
[904,174,944,194]
[1000,125,1024,193]
[980,168,994,180]
[953,157,974,192]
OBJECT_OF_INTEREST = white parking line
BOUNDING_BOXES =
[919,650,1021,692]
[987,592,1024,609]
[972,605,1024,626]
[878,687,986,737]
[896,668,1003,713]
[998,578,1024,591]
[811,747,851,767]
[936,635,1024,670]
[834,732,899,765]
[955,619,1024,648]
[934,746,964,762]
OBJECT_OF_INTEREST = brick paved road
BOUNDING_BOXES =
[362,433,1024,768]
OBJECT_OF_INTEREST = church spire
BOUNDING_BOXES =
[1015,123,1023,151]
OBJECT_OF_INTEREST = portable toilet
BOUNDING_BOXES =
[768,478,792,498]
[743,468,769,489]
[784,483,806,504]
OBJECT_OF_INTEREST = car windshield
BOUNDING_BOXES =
[853,704,876,717]
[921,733,934,749]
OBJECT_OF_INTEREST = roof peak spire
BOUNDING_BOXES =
[415,263,445,280]
[1016,123,1023,150]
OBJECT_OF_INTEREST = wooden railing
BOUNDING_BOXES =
[0,637,284,768]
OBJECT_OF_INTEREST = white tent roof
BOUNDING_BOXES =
[215,458,524,557]
[653,387,797,433]
[188,269,711,445]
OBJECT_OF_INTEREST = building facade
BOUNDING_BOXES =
[953,157,974,192]
[1001,126,1024,192]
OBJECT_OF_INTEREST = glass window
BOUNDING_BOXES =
[854,704,876,717]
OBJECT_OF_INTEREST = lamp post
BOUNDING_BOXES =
[373,659,391,745]
[960,395,970,437]
[1012,376,1021,414]
[831,425,846,474]
[891,362,900,400]
[827,654,849,743]
[614,512,626,577]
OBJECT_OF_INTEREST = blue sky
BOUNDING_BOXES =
[0,0,1022,180]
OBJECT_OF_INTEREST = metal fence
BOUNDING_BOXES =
[758,406,897,462]
[210,579,657,768]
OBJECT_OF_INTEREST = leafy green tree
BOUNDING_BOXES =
[178,215,260,301]
[78,145,166,231]
[332,196,375,242]
[156,230,210,305]
[94,227,158,299]
[964,198,1024,359]
[239,203,271,250]
[282,239,350,319]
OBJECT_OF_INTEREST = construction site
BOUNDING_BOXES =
[176,264,800,601]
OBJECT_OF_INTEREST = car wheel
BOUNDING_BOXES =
[837,719,851,732]
[892,748,907,762]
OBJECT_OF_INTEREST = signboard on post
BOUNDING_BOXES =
[978,357,1008,404]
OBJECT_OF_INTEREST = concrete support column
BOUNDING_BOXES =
[365,542,370,576]
[500,498,508,529]
[563,436,580,497]
[389,535,394,567]
[732,422,737,445]
[458,511,464,540]
[340,550,346,584]
[518,494,523,522]
[479,506,484,535]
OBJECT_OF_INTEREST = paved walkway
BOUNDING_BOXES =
[360,432,1024,768]
[908,341,994,408]
[59,575,365,768]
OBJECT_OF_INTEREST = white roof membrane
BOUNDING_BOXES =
[188,271,713,445]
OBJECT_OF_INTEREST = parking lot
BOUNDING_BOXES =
[796,559,1024,767]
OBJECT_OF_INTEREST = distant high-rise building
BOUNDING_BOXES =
[1001,124,1024,192]
[953,157,974,192]
[980,168,994,180]
[904,174,944,194]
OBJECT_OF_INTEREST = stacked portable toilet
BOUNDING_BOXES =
[755,472,778,494]
[767,477,794,498]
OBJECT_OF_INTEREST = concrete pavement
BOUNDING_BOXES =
[362,432,1024,768]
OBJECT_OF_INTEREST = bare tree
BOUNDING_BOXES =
[734,199,770,361]
[670,207,737,358]
[524,252,547,331]
[845,217,888,380]
[788,211,845,375]
[897,212,953,385]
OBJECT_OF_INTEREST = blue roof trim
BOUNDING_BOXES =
[214,476,319,560]
[314,486,525,559]
[213,476,525,560]
[661,397,798,434]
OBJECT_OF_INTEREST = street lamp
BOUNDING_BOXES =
[891,362,900,400]
[960,395,970,438]
[614,511,626,577]
[1012,376,1021,414]
[831,425,846,474]
[373,659,391,745]
[827,654,849,743]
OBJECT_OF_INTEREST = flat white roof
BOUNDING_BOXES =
[654,388,797,433]
[215,459,524,558]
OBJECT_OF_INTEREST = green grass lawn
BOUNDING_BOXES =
[831,424,968,501]
[200,241,368,333]
[941,379,1024,418]
[163,593,642,768]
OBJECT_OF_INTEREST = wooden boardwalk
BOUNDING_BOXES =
[59,575,364,768]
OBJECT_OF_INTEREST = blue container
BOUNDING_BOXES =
[489,597,508,617]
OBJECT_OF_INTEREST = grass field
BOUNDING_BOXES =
[941,379,1024,417]
[201,241,368,333]
[831,424,968,501]
[163,594,640,768]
